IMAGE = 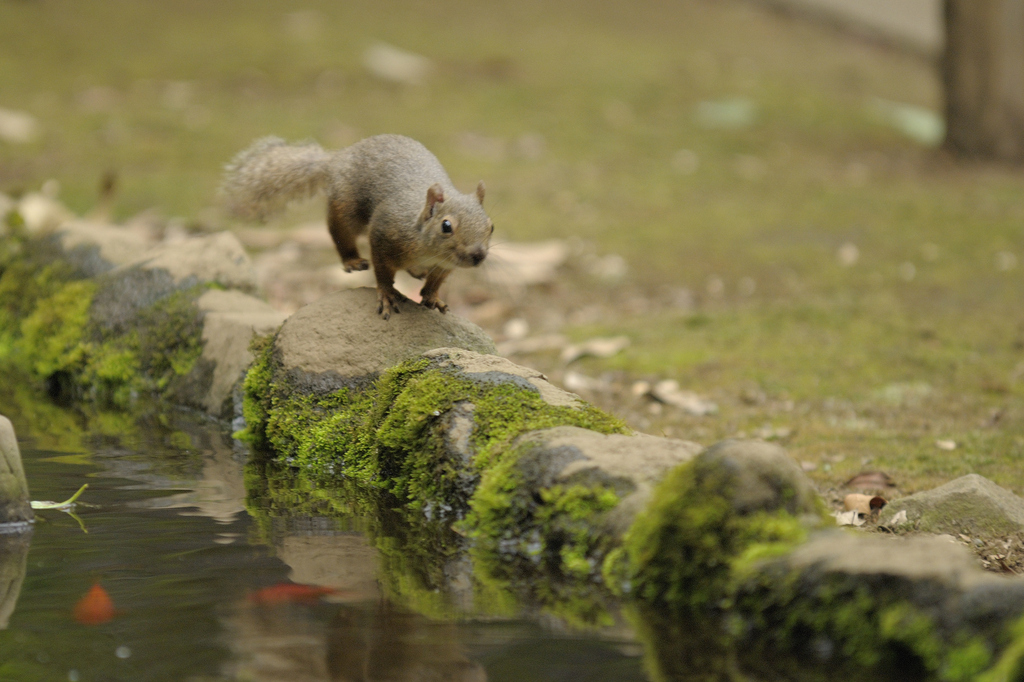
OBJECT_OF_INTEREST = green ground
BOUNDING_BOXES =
[1,0,1022,495]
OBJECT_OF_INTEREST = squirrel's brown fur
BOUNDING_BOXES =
[222,134,493,319]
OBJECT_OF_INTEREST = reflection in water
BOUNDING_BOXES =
[225,599,487,682]
[327,602,487,682]
[0,533,29,629]
[628,605,745,682]
[277,529,380,601]
[0,397,647,681]
[133,434,248,525]
[227,523,486,681]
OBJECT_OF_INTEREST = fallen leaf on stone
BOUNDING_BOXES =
[630,380,651,397]
[496,333,568,356]
[868,98,944,147]
[881,509,908,529]
[563,371,611,393]
[586,253,628,282]
[843,493,887,515]
[363,42,433,85]
[753,425,793,441]
[487,240,568,287]
[0,106,40,143]
[695,98,756,129]
[649,380,718,416]
[837,242,859,266]
[833,510,865,527]
[845,471,895,490]
[936,439,957,451]
[502,318,529,341]
[560,336,630,364]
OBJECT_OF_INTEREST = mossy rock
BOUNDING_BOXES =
[466,426,701,619]
[728,532,1024,681]
[617,439,827,613]
[0,225,268,412]
[241,343,626,510]
[879,474,1024,539]
[0,416,31,526]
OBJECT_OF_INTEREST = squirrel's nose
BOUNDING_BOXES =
[470,248,487,266]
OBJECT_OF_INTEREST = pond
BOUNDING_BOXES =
[0,398,651,682]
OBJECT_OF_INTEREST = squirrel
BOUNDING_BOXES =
[221,134,493,319]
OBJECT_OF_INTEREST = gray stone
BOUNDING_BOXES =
[878,473,1024,537]
[122,231,257,293]
[53,220,153,273]
[276,288,495,387]
[194,289,287,416]
[513,426,703,538]
[424,348,579,408]
[730,530,1024,678]
[700,438,822,517]
[786,531,1004,591]
[0,416,32,526]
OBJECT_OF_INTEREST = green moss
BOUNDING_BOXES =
[460,439,625,628]
[878,603,943,671]
[240,352,629,624]
[978,615,1024,682]
[0,260,84,366]
[132,286,206,388]
[0,246,210,408]
[617,456,811,613]
[18,278,96,377]
[244,355,626,508]
[237,332,276,445]
[943,639,993,681]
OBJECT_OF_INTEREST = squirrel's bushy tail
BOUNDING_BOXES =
[221,137,333,221]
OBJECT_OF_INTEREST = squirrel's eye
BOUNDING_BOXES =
[441,219,453,234]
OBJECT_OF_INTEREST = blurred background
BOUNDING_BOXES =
[1,0,1022,498]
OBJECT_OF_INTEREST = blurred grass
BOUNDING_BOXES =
[1,0,1023,493]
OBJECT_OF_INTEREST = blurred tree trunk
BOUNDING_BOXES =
[944,0,1024,161]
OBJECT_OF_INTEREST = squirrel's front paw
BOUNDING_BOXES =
[377,289,408,320]
[420,296,449,314]
[343,258,370,273]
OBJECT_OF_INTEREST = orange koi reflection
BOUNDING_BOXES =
[248,583,339,606]
[74,583,116,625]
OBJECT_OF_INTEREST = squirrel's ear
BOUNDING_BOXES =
[476,181,486,205]
[425,183,445,217]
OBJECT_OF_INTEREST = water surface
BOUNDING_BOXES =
[0,403,648,681]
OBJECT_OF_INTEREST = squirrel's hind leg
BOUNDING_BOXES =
[327,198,370,272]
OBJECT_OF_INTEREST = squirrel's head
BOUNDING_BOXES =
[416,182,492,269]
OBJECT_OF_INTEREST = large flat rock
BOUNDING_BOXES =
[276,288,495,386]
